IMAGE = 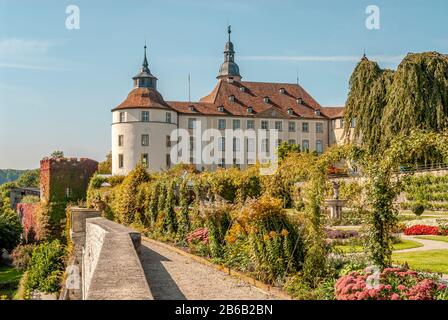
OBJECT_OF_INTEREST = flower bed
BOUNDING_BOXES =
[403,225,447,236]
[325,229,359,239]
[335,268,447,300]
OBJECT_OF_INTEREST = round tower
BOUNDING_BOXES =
[111,46,177,175]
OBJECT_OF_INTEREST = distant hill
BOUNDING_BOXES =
[0,169,26,185]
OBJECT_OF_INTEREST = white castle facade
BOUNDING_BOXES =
[111,27,345,176]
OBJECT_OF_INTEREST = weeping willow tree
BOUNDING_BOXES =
[344,52,448,156]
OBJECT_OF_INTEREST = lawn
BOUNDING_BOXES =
[335,239,423,253]
[393,249,448,274]
[0,265,22,299]
[414,235,448,243]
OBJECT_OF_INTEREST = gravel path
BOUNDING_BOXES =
[395,235,448,253]
[139,239,278,300]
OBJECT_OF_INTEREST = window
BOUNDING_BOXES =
[218,137,225,152]
[218,119,226,130]
[288,139,296,145]
[141,134,149,147]
[247,138,255,152]
[119,112,125,123]
[66,188,72,198]
[166,135,171,148]
[166,112,172,123]
[233,137,240,152]
[302,122,309,133]
[316,123,323,133]
[188,118,196,129]
[339,119,344,129]
[142,111,150,122]
[166,154,171,168]
[247,106,253,113]
[118,135,124,147]
[118,154,124,168]
[233,119,240,129]
[141,154,149,167]
[247,120,255,129]
[275,121,282,132]
[288,121,296,132]
[351,118,356,128]
[302,140,309,151]
[316,140,323,154]
[229,95,235,102]
[261,121,268,130]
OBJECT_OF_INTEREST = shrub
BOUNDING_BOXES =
[0,208,22,252]
[24,240,66,296]
[11,244,36,271]
[236,195,307,284]
[186,228,210,257]
[335,268,446,300]
[411,202,425,216]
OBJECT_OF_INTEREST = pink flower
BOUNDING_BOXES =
[390,293,401,300]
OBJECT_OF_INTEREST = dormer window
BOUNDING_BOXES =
[315,109,321,116]
[296,98,303,105]
[239,86,246,92]
[229,95,235,103]
[287,108,294,115]
[279,88,285,94]
[247,106,253,113]
[227,77,234,83]
[218,106,225,112]
[189,105,195,111]
[263,96,270,103]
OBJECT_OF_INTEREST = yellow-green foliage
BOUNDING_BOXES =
[112,164,149,225]
[235,195,307,284]
[345,52,448,154]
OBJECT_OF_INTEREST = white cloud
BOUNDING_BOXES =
[0,38,53,56]
[240,55,405,63]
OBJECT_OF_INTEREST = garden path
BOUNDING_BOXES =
[396,235,448,253]
[139,239,278,300]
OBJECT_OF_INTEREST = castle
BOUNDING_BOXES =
[111,27,345,175]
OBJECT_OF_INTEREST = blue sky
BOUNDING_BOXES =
[1,0,447,169]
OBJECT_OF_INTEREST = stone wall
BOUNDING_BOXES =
[82,217,152,300]
[66,207,152,300]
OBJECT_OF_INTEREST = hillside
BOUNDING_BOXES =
[0,169,25,185]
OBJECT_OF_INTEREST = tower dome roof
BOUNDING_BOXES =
[217,25,242,80]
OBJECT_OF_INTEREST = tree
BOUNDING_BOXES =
[277,141,300,162]
[98,153,112,174]
[50,151,64,159]
[0,208,22,252]
[16,169,40,188]
[344,52,448,156]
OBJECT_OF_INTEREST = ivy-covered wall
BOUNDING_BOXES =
[40,158,98,203]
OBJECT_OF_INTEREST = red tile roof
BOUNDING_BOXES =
[167,80,329,119]
[112,87,172,111]
[321,106,345,119]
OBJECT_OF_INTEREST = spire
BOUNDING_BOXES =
[217,25,242,81]
[133,44,158,89]
[142,45,149,72]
